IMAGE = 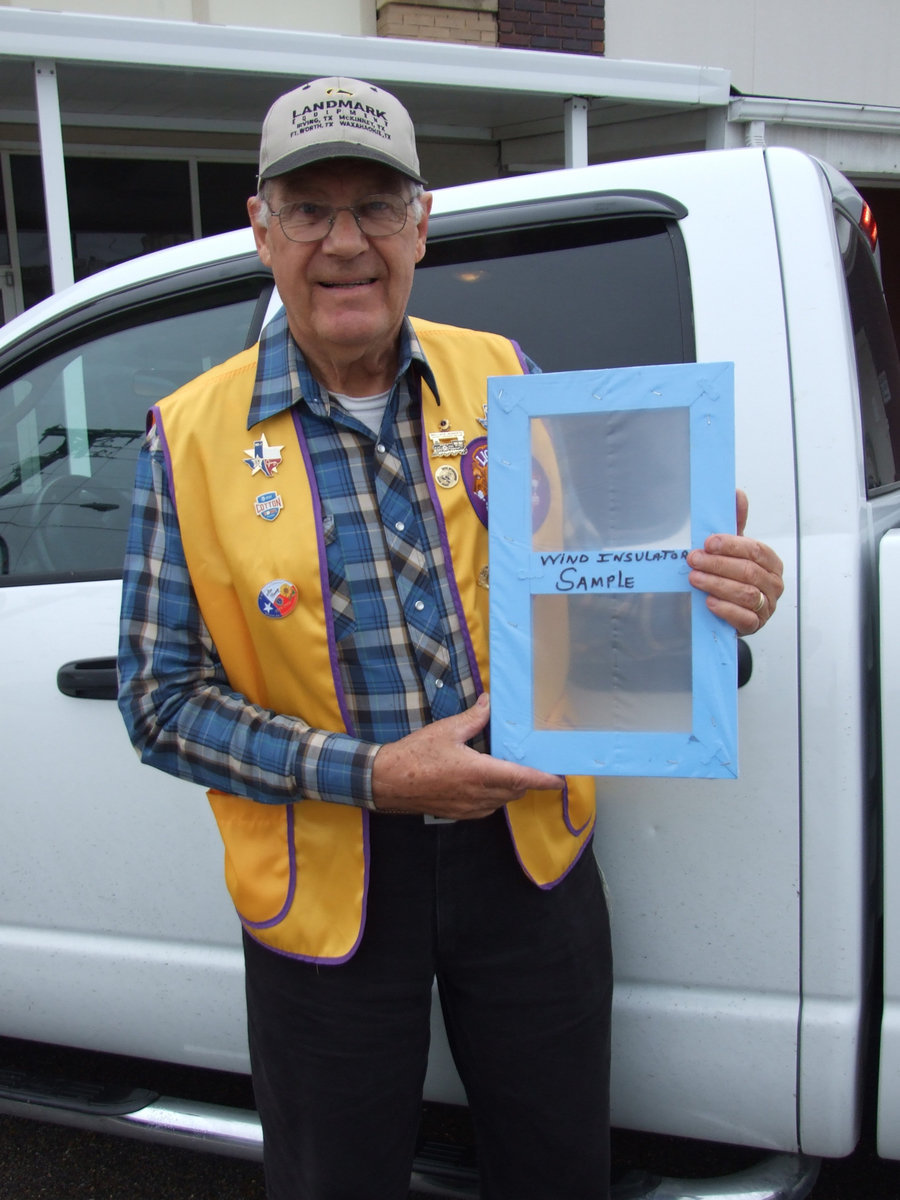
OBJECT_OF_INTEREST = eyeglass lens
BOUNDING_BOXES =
[276,195,410,241]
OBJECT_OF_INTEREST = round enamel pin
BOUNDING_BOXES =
[258,579,298,619]
[435,463,459,489]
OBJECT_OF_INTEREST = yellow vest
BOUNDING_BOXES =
[154,318,595,962]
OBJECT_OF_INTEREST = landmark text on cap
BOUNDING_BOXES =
[258,77,424,185]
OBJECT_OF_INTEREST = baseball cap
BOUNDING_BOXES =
[258,77,425,185]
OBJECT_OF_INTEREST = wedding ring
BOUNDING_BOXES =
[753,589,766,614]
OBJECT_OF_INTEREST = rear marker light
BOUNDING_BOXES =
[861,202,879,251]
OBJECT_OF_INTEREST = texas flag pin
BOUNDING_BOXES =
[244,433,283,477]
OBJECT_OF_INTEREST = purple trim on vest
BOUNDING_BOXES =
[419,419,484,696]
[509,339,529,373]
[150,404,178,510]
[419,369,589,890]
[502,804,594,891]
[239,810,371,964]
[290,409,356,737]
[237,808,371,965]
[240,804,298,929]
[562,780,593,837]
[230,409,371,967]
[154,402,305,935]
[240,884,369,966]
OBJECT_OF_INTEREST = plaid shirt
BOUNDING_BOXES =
[118,312,492,809]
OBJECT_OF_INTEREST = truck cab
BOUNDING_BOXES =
[1,146,899,1194]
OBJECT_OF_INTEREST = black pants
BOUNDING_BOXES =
[243,809,612,1200]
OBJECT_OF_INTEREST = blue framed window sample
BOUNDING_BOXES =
[487,362,736,778]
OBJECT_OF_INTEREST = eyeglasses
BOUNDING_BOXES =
[269,194,417,243]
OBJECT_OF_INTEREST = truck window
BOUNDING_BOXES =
[837,210,900,496]
[411,214,694,372]
[413,209,696,739]
[0,277,272,583]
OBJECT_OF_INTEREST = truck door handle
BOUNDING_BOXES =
[737,638,752,687]
[57,657,118,701]
[56,649,752,698]
[54,644,752,700]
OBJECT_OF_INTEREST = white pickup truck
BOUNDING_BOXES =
[1,146,898,1199]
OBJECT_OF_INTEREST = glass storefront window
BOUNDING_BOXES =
[11,156,50,311]
[66,157,193,281]
[0,171,10,266]
[5,153,256,317]
[198,161,258,236]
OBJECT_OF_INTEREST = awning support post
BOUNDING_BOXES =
[564,96,589,168]
[34,59,74,293]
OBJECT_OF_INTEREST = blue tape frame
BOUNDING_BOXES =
[487,362,737,779]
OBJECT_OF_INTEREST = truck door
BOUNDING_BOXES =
[836,193,900,1161]
[414,151,806,1150]
[0,259,273,1067]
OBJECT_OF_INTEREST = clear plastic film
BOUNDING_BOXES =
[487,363,736,778]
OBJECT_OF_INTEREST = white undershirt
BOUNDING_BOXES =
[330,389,393,436]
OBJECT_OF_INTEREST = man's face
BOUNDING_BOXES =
[248,160,431,379]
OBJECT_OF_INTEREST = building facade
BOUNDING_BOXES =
[1,0,899,324]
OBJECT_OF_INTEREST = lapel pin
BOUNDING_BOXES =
[255,491,284,521]
[244,433,284,477]
[258,579,298,619]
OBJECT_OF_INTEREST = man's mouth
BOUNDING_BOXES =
[319,279,377,289]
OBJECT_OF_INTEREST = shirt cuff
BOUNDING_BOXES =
[295,730,380,809]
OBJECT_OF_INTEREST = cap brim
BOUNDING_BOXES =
[259,142,426,186]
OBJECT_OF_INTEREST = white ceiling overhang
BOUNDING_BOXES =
[0,6,731,145]
[0,6,731,294]
[727,94,900,180]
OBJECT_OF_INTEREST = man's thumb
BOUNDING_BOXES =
[452,692,491,741]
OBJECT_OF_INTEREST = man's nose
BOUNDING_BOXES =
[322,207,368,250]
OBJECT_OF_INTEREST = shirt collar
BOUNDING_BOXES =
[247,309,437,430]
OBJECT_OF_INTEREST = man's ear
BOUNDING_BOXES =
[414,192,433,264]
[247,196,273,267]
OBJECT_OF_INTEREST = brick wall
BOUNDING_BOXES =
[376,0,604,53]
[498,0,604,55]
[377,0,498,45]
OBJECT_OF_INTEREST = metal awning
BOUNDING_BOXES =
[0,6,732,293]
[0,7,730,113]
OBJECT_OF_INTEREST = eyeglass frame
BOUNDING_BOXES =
[265,193,420,243]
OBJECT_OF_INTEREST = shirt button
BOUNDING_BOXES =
[376,443,386,454]
[414,600,425,611]
[395,521,405,532]
[434,679,444,690]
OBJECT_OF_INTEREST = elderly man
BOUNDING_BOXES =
[118,77,784,1200]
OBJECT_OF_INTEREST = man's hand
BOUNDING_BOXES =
[371,693,563,819]
[687,489,785,635]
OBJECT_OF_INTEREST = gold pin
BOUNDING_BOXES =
[435,464,460,489]
[429,429,467,458]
